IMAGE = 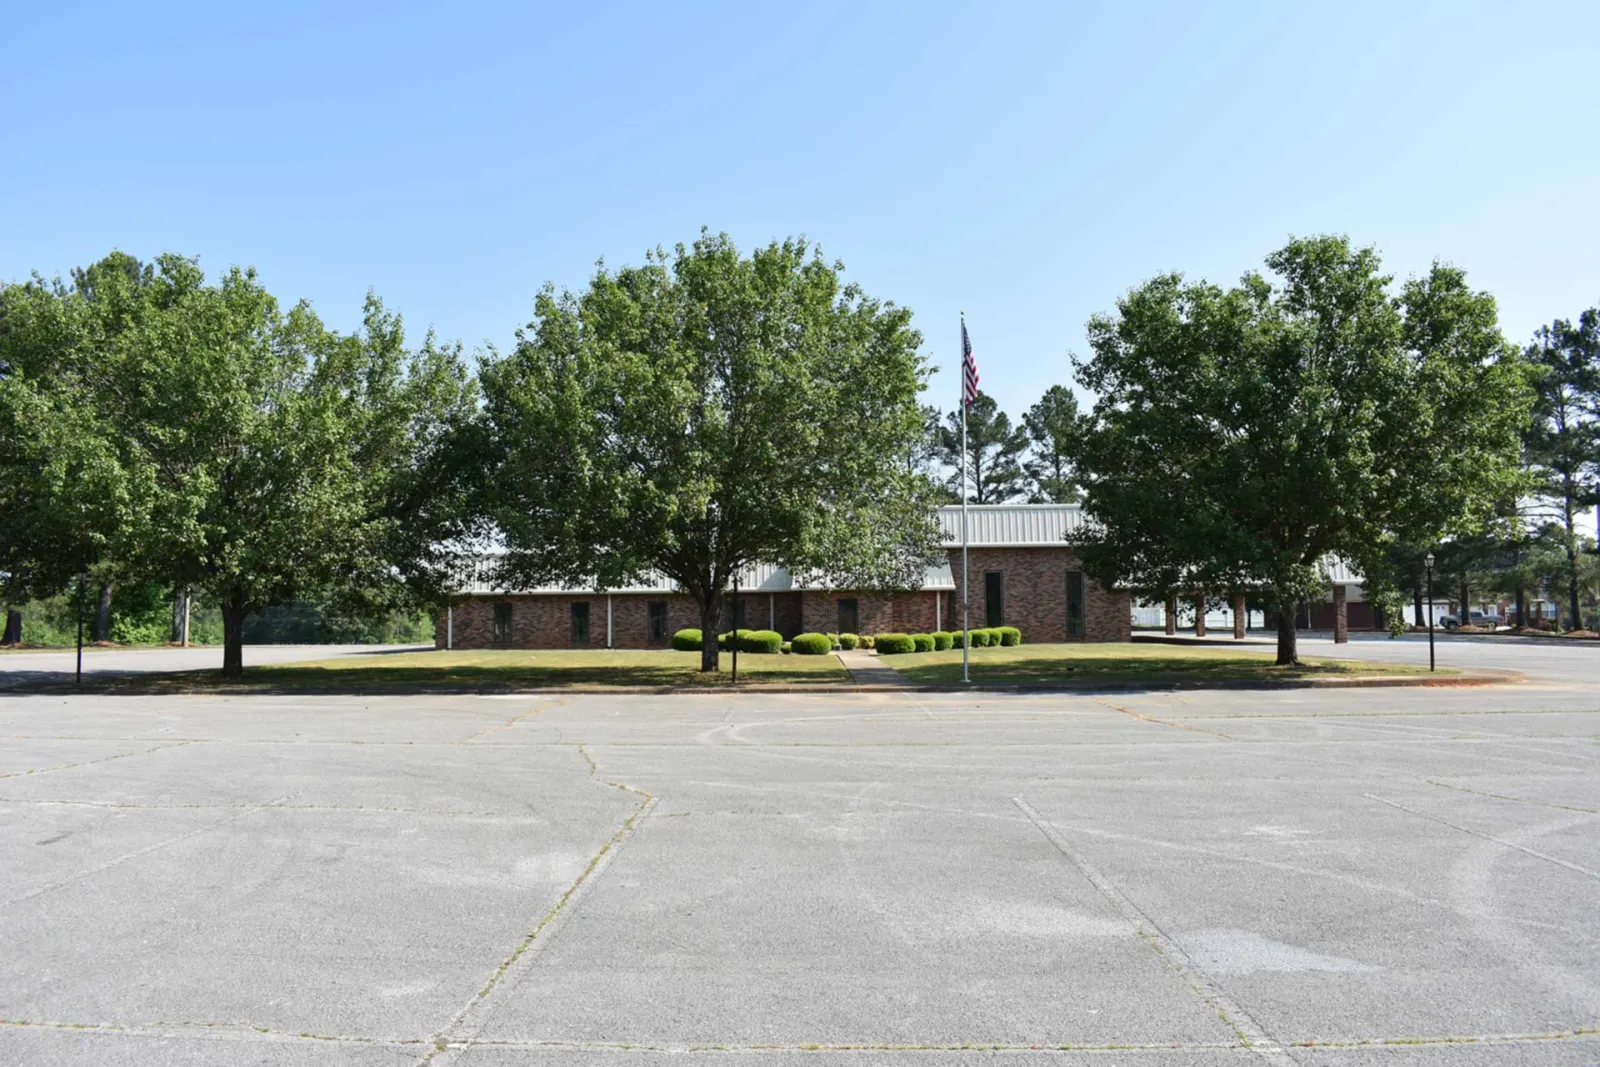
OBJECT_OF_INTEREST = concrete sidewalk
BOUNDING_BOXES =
[834,648,911,686]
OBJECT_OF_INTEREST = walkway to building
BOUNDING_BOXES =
[835,648,911,686]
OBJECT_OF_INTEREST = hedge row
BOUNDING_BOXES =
[875,627,1023,653]
[670,628,783,653]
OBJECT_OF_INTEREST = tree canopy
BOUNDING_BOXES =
[477,232,941,670]
[936,391,1029,504]
[1069,235,1532,663]
[0,253,475,675]
[1021,385,1083,503]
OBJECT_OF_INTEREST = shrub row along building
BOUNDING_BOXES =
[438,504,1132,649]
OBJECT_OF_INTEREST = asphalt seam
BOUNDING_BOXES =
[1012,797,1298,1066]
[1364,793,1600,882]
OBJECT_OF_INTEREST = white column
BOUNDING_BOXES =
[606,594,613,649]
[769,593,775,630]
[446,606,453,650]
[935,589,941,631]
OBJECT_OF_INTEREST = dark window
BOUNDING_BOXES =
[648,601,668,643]
[1066,570,1085,640]
[492,602,513,642]
[985,572,1004,627]
[837,597,859,635]
[570,602,590,644]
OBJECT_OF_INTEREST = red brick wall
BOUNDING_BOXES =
[438,593,703,650]
[800,590,945,637]
[946,547,1130,642]
[437,554,1130,649]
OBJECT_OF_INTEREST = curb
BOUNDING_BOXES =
[69,668,1519,697]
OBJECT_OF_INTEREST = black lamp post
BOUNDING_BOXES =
[1424,551,1436,673]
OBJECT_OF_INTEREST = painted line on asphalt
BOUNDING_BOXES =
[1364,793,1600,882]
[1013,797,1297,1066]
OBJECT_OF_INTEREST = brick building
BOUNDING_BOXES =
[438,504,1131,649]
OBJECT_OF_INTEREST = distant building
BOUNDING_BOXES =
[438,504,1131,648]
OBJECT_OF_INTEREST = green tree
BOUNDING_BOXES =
[936,391,1029,503]
[13,252,474,676]
[0,255,149,617]
[1069,236,1532,664]
[1524,309,1599,630]
[476,231,941,672]
[1021,385,1083,503]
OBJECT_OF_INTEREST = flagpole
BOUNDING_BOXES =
[960,314,970,685]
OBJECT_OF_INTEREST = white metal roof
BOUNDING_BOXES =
[459,559,955,596]
[936,504,1084,547]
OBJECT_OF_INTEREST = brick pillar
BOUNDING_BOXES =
[1233,593,1246,639]
[1333,584,1348,643]
[1194,593,1206,637]
[1164,596,1176,636]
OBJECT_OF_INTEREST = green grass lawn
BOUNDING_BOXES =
[157,648,850,690]
[877,642,1445,684]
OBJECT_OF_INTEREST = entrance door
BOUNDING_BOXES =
[1066,570,1085,640]
[837,598,859,635]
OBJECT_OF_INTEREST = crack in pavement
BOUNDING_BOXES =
[413,746,656,1065]
[1425,777,1600,815]
[455,698,565,744]
[0,740,196,780]
[1094,699,1235,739]
[1013,797,1298,1066]
[0,1016,420,1047]
[0,795,512,816]
[1364,793,1600,882]
[2,795,293,908]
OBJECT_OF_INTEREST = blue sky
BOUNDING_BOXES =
[5,1,1596,421]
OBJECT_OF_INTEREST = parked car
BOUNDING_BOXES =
[1438,609,1502,630]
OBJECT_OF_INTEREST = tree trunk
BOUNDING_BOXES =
[2,609,20,645]
[1566,504,1583,631]
[92,581,113,642]
[1514,584,1527,630]
[221,598,249,679]
[1459,579,1470,625]
[697,593,723,673]
[171,586,191,646]
[1412,578,1424,629]
[1275,600,1299,666]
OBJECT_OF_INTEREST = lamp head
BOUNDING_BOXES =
[1424,552,1435,569]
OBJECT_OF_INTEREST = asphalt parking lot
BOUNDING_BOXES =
[1,643,1596,1065]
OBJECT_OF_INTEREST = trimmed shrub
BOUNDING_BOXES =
[825,631,841,649]
[931,630,953,651]
[997,626,1022,646]
[781,641,792,654]
[838,633,860,650]
[949,629,966,648]
[740,629,783,654]
[860,634,875,649]
[790,632,833,655]
[874,632,915,655]
[671,628,703,652]
[911,633,934,652]
[967,628,990,647]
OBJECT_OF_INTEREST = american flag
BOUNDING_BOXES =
[961,319,979,406]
